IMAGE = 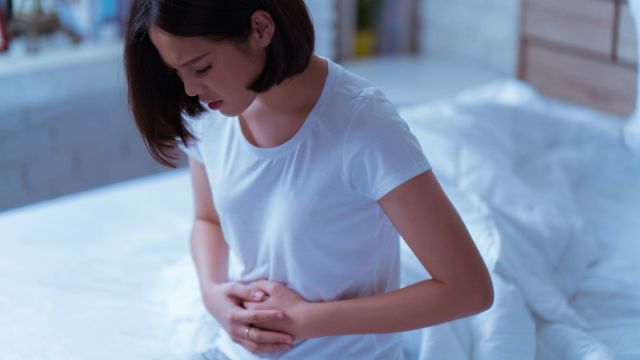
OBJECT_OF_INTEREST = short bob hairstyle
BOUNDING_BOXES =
[124,0,315,167]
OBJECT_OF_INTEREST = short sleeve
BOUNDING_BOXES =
[177,115,204,164]
[343,97,431,200]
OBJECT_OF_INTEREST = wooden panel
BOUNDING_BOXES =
[522,42,637,117]
[618,2,638,65]
[523,0,615,57]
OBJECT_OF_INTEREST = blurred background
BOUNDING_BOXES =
[0,0,635,212]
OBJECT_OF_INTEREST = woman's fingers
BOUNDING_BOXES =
[233,325,293,354]
[228,308,284,324]
[236,338,292,354]
[242,299,273,311]
[244,326,294,345]
[227,283,265,302]
[249,279,280,293]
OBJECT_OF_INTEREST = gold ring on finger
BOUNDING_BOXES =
[244,325,252,341]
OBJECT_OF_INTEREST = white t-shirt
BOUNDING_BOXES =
[181,59,431,360]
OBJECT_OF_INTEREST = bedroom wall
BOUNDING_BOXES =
[0,43,168,212]
[421,0,523,76]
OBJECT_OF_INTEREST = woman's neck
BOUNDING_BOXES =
[251,55,327,114]
[239,55,329,148]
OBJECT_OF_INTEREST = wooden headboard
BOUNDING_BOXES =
[518,0,638,117]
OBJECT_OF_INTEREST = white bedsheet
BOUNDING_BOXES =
[1,79,638,359]
[400,80,640,360]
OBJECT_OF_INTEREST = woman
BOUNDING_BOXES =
[124,0,493,359]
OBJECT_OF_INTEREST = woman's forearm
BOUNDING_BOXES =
[190,218,229,290]
[301,278,493,338]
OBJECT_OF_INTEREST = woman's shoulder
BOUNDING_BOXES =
[327,66,411,146]
[324,61,399,126]
[329,62,384,105]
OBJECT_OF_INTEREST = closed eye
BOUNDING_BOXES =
[195,65,212,77]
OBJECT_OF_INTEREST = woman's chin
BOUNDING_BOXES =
[218,107,237,117]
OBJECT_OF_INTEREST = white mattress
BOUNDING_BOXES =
[1,79,638,359]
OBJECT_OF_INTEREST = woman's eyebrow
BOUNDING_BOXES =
[179,52,210,67]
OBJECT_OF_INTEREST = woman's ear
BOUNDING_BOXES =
[249,10,275,49]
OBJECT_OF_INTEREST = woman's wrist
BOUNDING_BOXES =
[293,301,322,340]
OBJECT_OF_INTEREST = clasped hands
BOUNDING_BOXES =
[202,280,310,354]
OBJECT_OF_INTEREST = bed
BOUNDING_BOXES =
[1,75,638,359]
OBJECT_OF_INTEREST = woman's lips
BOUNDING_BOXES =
[208,100,223,110]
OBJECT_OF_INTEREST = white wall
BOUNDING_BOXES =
[421,0,522,76]
[0,42,167,211]
[305,0,336,59]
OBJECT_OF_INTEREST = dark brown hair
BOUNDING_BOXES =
[124,0,315,167]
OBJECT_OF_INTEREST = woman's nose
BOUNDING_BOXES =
[183,78,204,98]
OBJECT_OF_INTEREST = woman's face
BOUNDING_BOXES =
[148,26,267,117]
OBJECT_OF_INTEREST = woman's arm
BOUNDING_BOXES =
[189,156,229,288]
[246,170,493,339]
[188,157,295,352]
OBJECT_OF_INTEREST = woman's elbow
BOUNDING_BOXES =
[452,269,494,317]
[470,272,494,314]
